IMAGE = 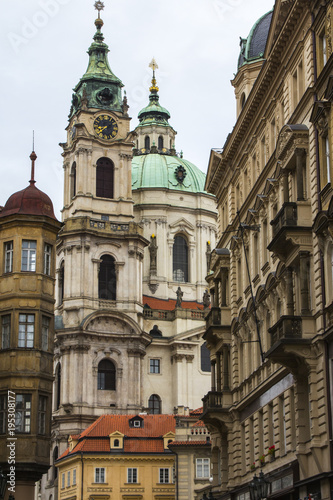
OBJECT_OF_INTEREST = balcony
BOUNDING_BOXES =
[268,202,312,262]
[202,391,233,427]
[205,307,221,327]
[204,307,231,345]
[268,315,302,344]
[266,315,315,371]
[271,202,297,238]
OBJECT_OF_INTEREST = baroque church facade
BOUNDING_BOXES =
[42,5,217,500]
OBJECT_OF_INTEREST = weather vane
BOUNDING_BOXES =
[94,1,104,17]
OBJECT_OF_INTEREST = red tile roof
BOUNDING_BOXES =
[190,407,203,416]
[143,295,204,311]
[58,414,176,460]
[191,420,206,428]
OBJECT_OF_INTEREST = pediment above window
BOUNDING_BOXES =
[275,124,309,166]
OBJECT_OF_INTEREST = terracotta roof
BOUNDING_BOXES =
[124,439,165,453]
[80,414,175,438]
[192,420,207,428]
[143,295,204,311]
[58,414,176,461]
[190,407,203,416]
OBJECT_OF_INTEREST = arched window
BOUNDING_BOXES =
[53,446,58,480]
[98,359,116,390]
[70,162,76,198]
[148,394,161,414]
[241,92,246,108]
[201,342,211,372]
[158,136,163,150]
[55,363,61,410]
[96,157,114,198]
[99,255,116,300]
[58,262,64,306]
[114,439,120,447]
[145,136,150,150]
[173,235,189,282]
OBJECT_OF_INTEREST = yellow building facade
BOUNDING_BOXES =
[56,414,176,500]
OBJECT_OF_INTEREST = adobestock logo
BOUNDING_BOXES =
[8,0,73,54]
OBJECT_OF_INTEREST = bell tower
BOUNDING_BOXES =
[62,1,133,221]
[50,3,149,488]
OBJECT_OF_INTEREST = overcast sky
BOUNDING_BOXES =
[1,0,273,219]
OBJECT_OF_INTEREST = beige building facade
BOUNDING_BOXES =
[202,1,333,500]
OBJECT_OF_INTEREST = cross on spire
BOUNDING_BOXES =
[149,58,159,92]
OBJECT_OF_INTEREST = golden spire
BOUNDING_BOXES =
[149,58,159,92]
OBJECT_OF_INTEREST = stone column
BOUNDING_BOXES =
[214,279,220,307]
[296,148,305,201]
[211,360,216,392]
[285,267,294,315]
[282,170,289,203]
[222,345,230,390]
[299,252,310,314]
[221,268,228,307]
[216,352,222,391]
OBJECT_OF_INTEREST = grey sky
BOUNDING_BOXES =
[1,0,273,219]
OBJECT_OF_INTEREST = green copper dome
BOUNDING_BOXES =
[68,15,125,118]
[131,154,206,193]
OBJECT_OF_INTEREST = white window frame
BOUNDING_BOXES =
[159,468,170,484]
[21,240,37,272]
[18,314,35,348]
[61,472,65,489]
[1,314,11,349]
[196,458,210,479]
[42,316,50,351]
[44,243,52,275]
[15,394,31,433]
[4,241,13,273]
[67,470,70,487]
[95,467,105,483]
[73,468,76,485]
[38,395,47,435]
[127,467,138,484]
[149,358,160,374]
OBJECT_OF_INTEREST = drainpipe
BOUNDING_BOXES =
[81,452,84,500]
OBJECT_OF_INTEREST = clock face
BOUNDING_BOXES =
[94,115,118,140]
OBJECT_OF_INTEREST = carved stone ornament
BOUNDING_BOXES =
[175,165,187,183]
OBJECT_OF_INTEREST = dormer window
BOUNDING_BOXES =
[129,415,144,428]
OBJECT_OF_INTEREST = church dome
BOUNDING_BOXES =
[237,10,273,70]
[0,152,57,220]
[131,154,206,193]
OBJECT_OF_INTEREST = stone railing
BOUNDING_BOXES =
[271,202,297,238]
[268,315,302,345]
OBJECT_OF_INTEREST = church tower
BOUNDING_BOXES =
[51,2,149,481]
